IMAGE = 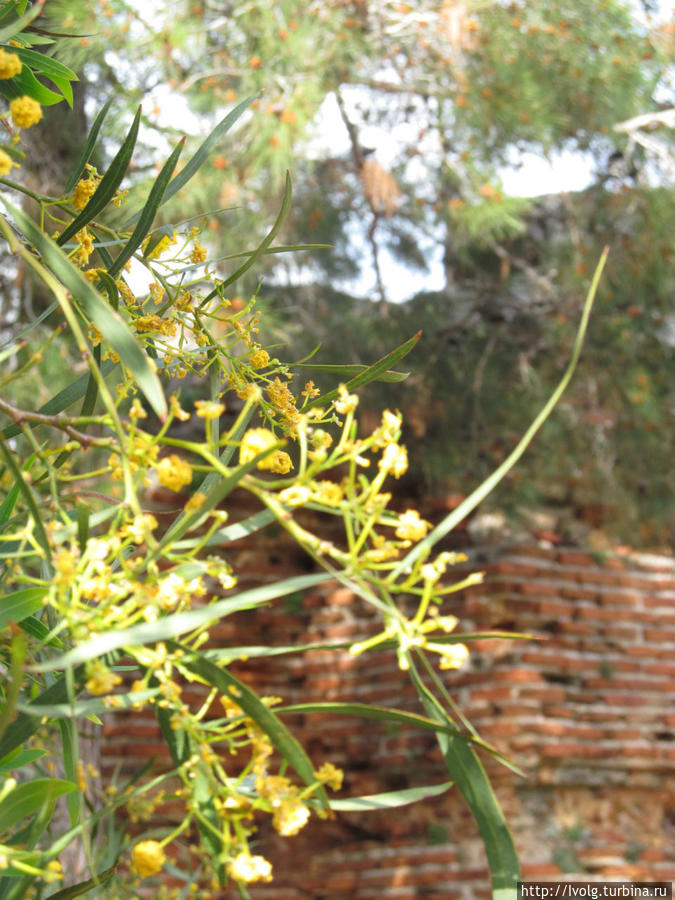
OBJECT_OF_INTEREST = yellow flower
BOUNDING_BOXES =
[373,409,402,447]
[228,852,272,883]
[268,449,293,474]
[155,454,193,492]
[0,148,15,177]
[184,492,205,512]
[131,840,166,878]
[122,513,158,544]
[170,394,191,421]
[249,347,270,368]
[10,95,42,128]
[72,177,99,211]
[143,230,176,259]
[194,399,225,419]
[278,484,311,506]
[273,797,310,836]
[394,509,430,542]
[0,49,21,79]
[312,480,343,506]
[334,383,358,414]
[85,661,122,696]
[379,443,408,478]
[189,239,207,263]
[239,428,286,471]
[433,642,470,670]
[74,227,94,267]
[314,761,344,791]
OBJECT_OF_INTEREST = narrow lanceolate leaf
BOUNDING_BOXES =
[0,434,51,570]
[0,779,75,834]
[0,588,46,632]
[124,94,257,227]
[0,0,44,43]
[45,864,117,900]
[0,62,65,105]
[57,107,141,247]
[408,663,521,900]
[330,781,453,811]
[200,171,292,306]
[0,669,86,760]
[18,688,159,719]
[390,249,609,581]
[64,97,114,193]
[107,137,185,278]
[172,645,329,810]
[171,509,275,551]
[0,480,20,526]
[304,331,422,410]
[30,572,328,672]
[296,362,409,383]
[0,749,46,774]
[1,200,167,420]
[13,46,77,106]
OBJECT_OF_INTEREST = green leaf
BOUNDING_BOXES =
[0,749,46,775]
[64,97,113,193]
[408,662,521,899]
[277,701,465,737]
[30,572,328,672]
[199,170,293,307]
[16,615,63,648]
[173,645,329,810]
[390,249,609,580]
[0,669,86,761]
[0,0,45,43]
[107,137,185,278]
[296,362,409,383]
[0,63,66,106]
[171,509,275,551]
[57,107,141,247]
[0,588,46,631]
[303,331,422,410]
[0,481,20,526]
[13,46,77,106]
[45,864,117,900]
[330,781,453,811]
[0,434,50,570]
[0,780,75,835]
[58,718,78,826]
[18,688,159,719]
[1,199,167,420]
[124,95,257,226]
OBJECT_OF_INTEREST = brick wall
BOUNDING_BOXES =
[101,500,675,897]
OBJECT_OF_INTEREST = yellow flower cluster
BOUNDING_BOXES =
[10,95,42,128]
[74,227,94,267]
[85,661,122,696]
[0,49,22,79]
[72,175,99,211]
[0,148,14,177]
[134,314,177,336]
[155,454,193,492]
[228,852,272,884]
[267,376,300,430]
[189,238,207,263]
[132,841,166,878]
[194,399,224,419]
[240,428,292,474]
[249,347,270,368]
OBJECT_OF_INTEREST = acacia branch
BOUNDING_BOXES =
[0,398,112,448]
